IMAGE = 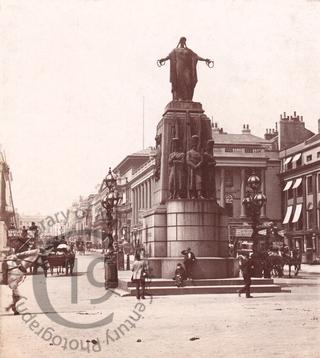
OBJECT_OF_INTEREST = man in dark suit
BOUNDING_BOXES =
[238,253,255,298]
[181,248,196,280]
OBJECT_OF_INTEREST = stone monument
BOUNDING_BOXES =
[142,37,237,279]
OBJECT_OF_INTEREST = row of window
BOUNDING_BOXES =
[287,208,319,231]
[286,173,320,199]
[285,151,320,170]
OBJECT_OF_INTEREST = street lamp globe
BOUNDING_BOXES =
[247,173,261,190]
[105,167,117,190]
[254,192,267,208]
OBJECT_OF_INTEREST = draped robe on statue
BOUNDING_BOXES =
[168,47,199,101]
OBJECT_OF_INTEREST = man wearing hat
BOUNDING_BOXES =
[181,247,196,280]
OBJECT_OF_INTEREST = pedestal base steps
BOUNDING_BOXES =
[115,276,287,297]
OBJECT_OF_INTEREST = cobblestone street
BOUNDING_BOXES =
[1,253,319,358]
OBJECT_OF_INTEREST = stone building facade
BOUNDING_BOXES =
[279,114,320,263]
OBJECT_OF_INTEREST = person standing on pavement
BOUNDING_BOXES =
[181,247,196,280]
[131,253,147,299]
[238,253,254,298]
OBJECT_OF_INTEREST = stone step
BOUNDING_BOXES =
[118,277,274,290]
[123,284,284,296]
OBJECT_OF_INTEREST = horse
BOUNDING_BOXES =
[266,251,284,277]
[267,249,301,278]
[3,249,49,315]
[281,249,301,278]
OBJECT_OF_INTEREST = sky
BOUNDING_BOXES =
[1,0,320,216]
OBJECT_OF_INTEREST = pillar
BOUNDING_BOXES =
[240,168,246,218]
[261,168,266,217]
[220,168,225,207]
[148,179,152,208]
[132,189,136,224]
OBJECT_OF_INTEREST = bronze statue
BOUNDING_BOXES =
[202,139,216,200]
[186,135,204,199]
[168,138,185,199]
[158,37,214,101]
[154,134,162,182]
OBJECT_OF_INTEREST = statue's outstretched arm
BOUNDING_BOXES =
[157,55,170,67]
[197,55,214,68]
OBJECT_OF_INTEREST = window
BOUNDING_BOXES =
[307,176,313,194]
[296,214,303,231]
[225,170,233,187]
[287,162,293,170]
[296,156,302,167]
[317,151,320,158]
[318,174,320,193]
[287,188,294,199]
[307,210,314,229]
[297,183,303,197]
[306,154,312,162]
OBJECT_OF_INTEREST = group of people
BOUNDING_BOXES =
[173,248,197,287]
[131,247,197,299]
[130,246,258,299]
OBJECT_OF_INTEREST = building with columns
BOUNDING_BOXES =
[108,124,283,254]
[113,147,156,247]
[211,123,281,248]
[279,113,319,263]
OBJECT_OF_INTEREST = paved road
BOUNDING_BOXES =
[1,253,319,358]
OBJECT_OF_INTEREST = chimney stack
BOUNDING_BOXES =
[242,124,251,134]
[212,122,220,133]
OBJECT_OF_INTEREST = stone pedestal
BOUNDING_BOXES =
[154,101,212,204]
[147,257,237,279]
[166,199,228,257]
[141,100,237,279]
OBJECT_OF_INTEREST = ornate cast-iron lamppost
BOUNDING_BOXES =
[101,167,122,289]
[242,172,267,256]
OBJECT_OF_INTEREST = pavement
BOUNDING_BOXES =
[0,253,319,358]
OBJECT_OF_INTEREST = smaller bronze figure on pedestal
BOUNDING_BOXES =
[168,138,185,199]
[186,135,204,199]
[202,139,216,200]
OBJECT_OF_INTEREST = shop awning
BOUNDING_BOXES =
[292,204,303,223]
[283,206,293,224]
[283,180,293,191]
[292,177,302,189]
[292,153,302,162]
[284,157,292,165]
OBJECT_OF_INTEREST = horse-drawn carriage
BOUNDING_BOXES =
[235,223,302,278]
[46,252,75,275]
[7,227,38,253]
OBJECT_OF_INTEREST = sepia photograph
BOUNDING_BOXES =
[1,1,320,357]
